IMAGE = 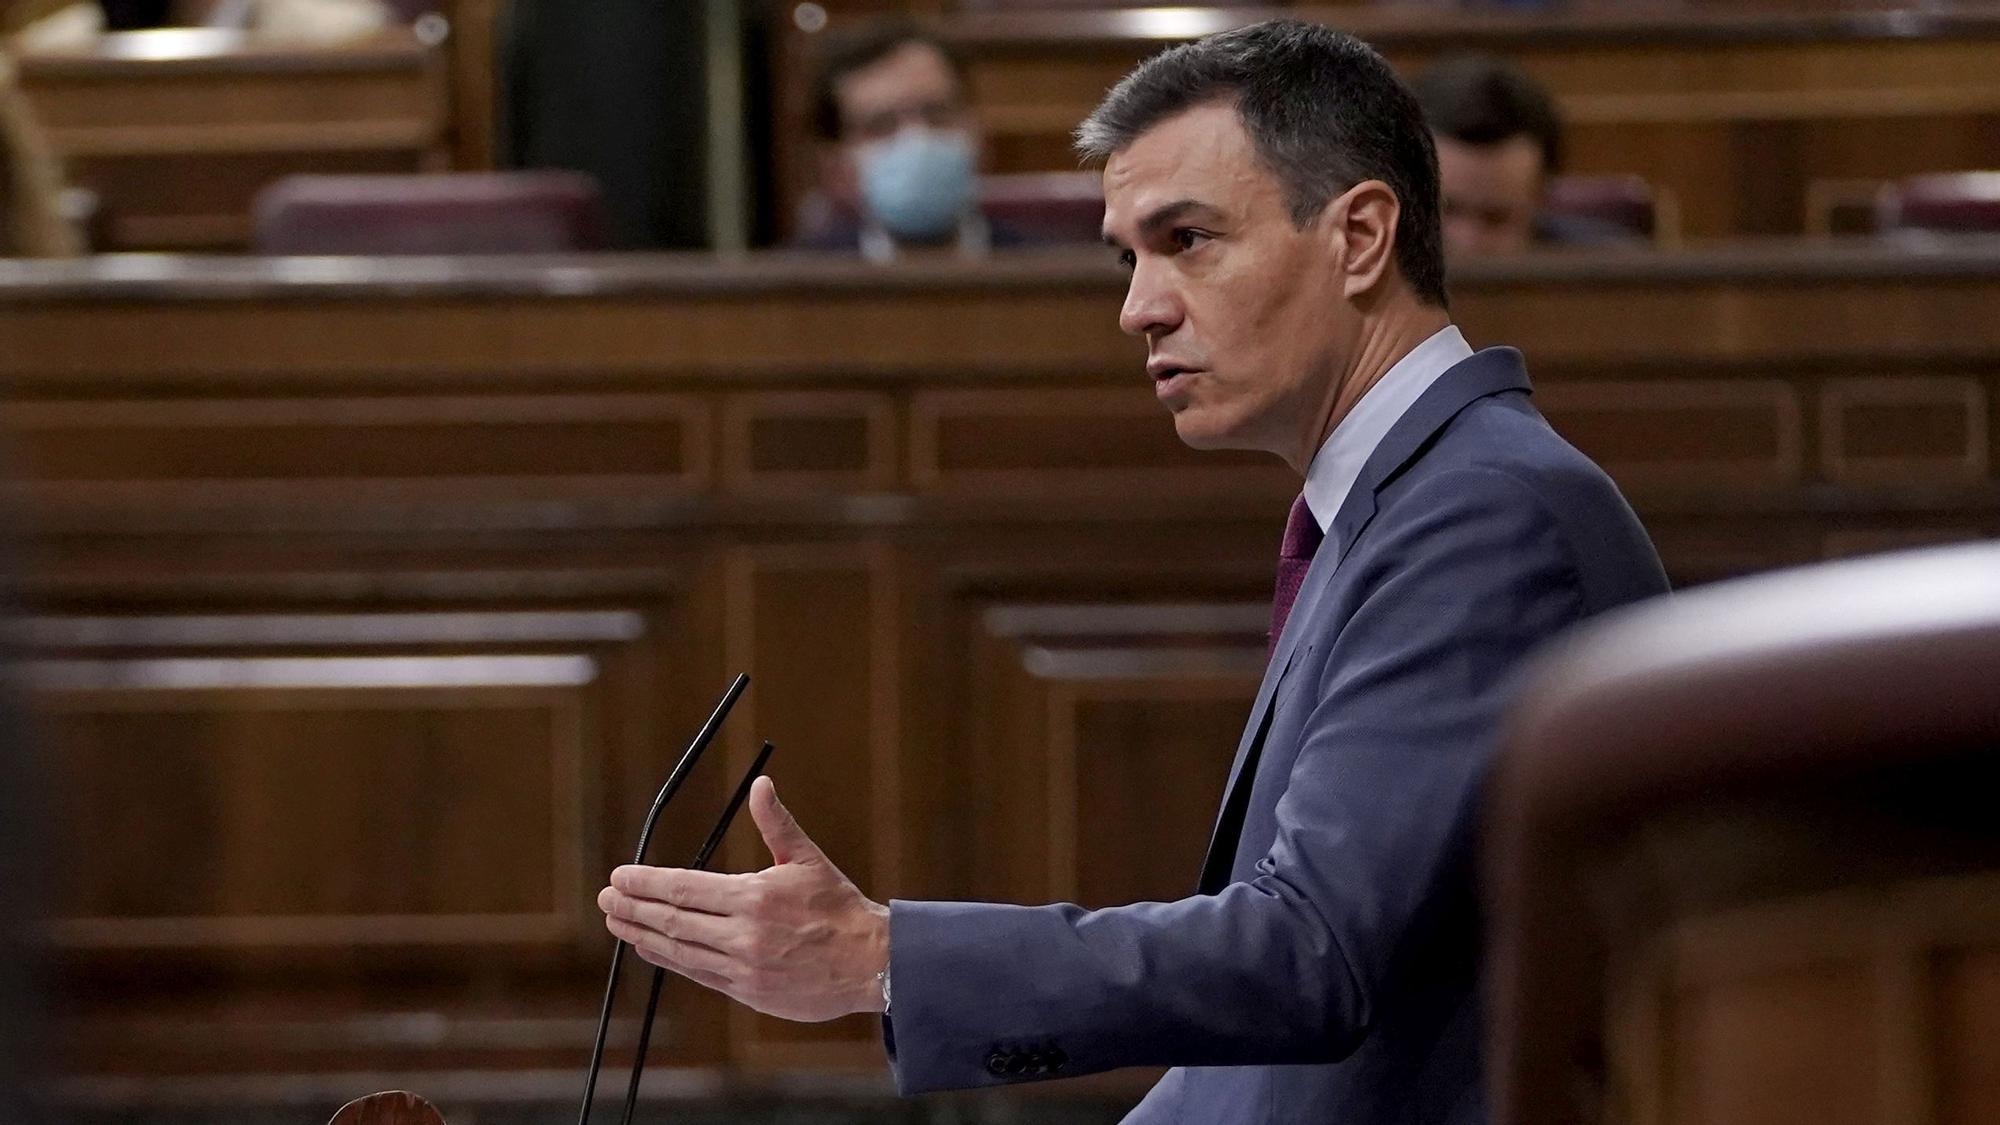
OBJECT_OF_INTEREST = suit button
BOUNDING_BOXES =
[1004,1053,1029,1076]
[1048,1048,1069,1073]
[985,1051,1009,1077]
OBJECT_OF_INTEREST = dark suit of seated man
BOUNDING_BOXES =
[597,20,1669,1123]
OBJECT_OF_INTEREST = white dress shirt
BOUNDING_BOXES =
[1301,325,1474,539]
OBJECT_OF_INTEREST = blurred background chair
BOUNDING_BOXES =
[1880,172,2000,236]
[1485,543,2000,1125]
[1808,171,2000,238]
[1543,173,1677,246]
[251,170,610,255]
[978,170,1105,246]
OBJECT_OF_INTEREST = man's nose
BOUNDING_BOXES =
[1118,259,1182,339]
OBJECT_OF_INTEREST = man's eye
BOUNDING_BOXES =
[1117,248,1136,271]
[1173,228,1209,251]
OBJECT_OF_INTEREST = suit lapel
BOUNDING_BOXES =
[1194,349,1534,886]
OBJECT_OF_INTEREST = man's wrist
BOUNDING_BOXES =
[858,897,892,1014]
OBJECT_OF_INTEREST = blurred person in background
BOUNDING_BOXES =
[0,6,82,257]
[1410,53,1636,259]
[800,20,1031,261]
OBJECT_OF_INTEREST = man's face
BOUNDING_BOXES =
[1102,102,1355,459]
[1434,134,1545,259]
[827,41,974,209]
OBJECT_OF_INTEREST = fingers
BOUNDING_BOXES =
[749,777,824,867]
[630,943,734,994]
[611,864,748,912]
[598,887,738,952]
[605,915,734,980]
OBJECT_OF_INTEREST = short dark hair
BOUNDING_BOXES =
[1076,19,1447,308]
[1409,53,1564,175]
[809,20,967,142]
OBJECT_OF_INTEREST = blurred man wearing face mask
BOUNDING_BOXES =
[1409,53,1638,261]
[799,21,1031,260]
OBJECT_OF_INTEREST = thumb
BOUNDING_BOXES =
[749,776,823,867]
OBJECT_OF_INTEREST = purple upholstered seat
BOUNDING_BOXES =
[252,171,610,256]
[1877,172,2000,234]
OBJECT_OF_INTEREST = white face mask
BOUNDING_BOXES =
[856,127,978,242]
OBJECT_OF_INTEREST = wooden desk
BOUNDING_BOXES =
[773,4,2000,242]
[15,26,451,251]
[1,243,1996,1110]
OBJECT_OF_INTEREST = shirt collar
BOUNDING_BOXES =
[1301,325,1474,535]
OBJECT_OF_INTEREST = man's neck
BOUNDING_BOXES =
[1288,301,1452,474]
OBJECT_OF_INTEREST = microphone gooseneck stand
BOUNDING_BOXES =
[328,673,767,1125]
[612,737,774,1125]
[576,673,750,1125]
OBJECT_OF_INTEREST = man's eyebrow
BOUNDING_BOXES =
[1102,199,1221,248]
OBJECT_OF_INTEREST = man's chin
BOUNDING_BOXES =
[1169,411,1248,453]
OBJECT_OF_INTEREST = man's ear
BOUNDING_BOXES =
[1326,180,1401,300]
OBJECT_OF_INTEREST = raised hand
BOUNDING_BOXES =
[596,777,889,1023]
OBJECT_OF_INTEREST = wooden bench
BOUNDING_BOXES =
[14,24,461,250]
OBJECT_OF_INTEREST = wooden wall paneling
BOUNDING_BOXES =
[1821,524,2000,562]
[909,387,1286,498]
[29,606,633,1077]
[3,393,712,484]
[1458,277,2000,370]
[23,608,669,953]
[40,672,590,950]
[721,541,900,1070]
[1671,966,1881,1125]
[0,282,1132,391]
[1608,875,2000,1125]
[0,392,714,535]
[1536,380,1804,492]
[1819,376,1990,485]
[964,601,1264,908]
[1939,948,2000,1125]
[1636,514,1823,589]
[1054,672,1260,909]
[722,391,897,494]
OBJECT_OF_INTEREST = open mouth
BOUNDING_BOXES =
[1151,365,1201,398]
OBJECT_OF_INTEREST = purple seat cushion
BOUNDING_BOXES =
[252,171,610,256]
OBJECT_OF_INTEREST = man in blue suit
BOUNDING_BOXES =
[596,20,1668,1122]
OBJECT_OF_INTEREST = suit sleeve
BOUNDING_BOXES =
[881,468,1586,1093]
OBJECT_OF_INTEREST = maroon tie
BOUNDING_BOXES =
[1269,494,1325,654]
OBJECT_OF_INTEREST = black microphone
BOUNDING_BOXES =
[576,673,748,1125]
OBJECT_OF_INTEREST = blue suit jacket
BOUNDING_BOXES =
[884,348,1669,1123]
